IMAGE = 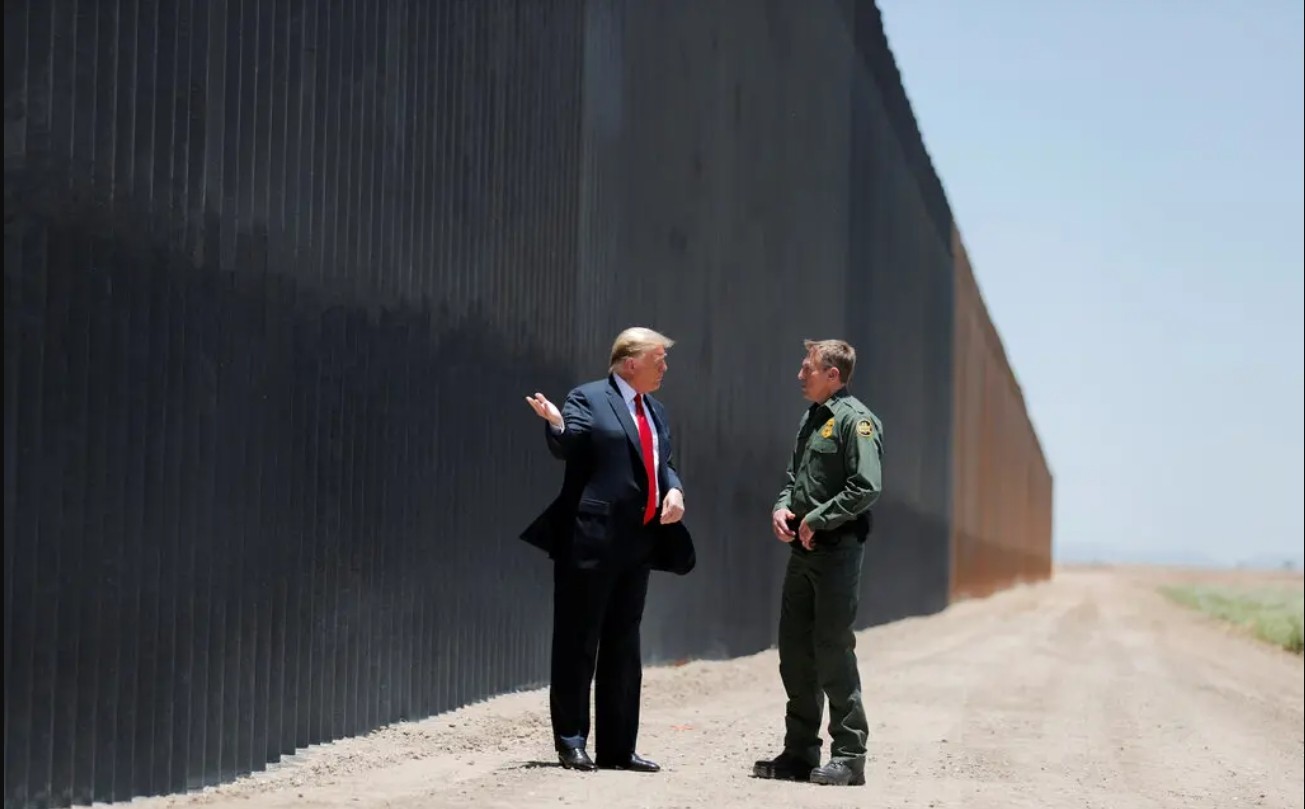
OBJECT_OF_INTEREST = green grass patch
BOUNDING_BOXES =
[1161,584,1304,654]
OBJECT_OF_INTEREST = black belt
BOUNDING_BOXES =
[787,512,871,545]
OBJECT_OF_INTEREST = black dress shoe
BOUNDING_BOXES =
[597,753,660,772]
[557,748,596,771]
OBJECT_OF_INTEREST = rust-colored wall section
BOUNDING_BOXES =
[950,227,1055,600]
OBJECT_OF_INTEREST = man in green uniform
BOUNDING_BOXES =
[753,339,884,788]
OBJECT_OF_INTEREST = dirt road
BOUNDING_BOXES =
[142,567,1304,809]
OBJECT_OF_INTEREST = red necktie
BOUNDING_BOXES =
[634,394,658,524]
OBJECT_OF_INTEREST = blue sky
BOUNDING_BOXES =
[878,1,1304,567]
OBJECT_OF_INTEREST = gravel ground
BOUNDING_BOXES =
[129,566,1305,809]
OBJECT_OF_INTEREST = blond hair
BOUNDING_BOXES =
[804,338,856,384]
[609,327,675,371]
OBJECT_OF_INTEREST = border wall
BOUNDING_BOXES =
[3,1,1051,806]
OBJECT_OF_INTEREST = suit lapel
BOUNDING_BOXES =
[645,397,668,488]
[606,381,644,458]
[644,395,666,442]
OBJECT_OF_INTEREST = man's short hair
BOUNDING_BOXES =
[804,338,856,385]
[610,327,675,371]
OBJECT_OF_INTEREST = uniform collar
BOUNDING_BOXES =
[808,386,849,415]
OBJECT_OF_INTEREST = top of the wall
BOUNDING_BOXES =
[952,228,1054,478]
[847,0,956,252]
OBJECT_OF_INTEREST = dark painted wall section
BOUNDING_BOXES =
[5,1,983,807]
[847,2,955,621]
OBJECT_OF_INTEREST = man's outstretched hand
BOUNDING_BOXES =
[525,392,563,430]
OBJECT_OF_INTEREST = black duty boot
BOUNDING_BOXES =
[809,759,865,786]
[752,752,816,782]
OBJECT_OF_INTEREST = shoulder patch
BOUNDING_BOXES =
[856,419,875,438]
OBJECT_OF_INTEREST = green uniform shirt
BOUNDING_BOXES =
[774,388,884,532]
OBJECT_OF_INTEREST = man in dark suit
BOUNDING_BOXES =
[521,327,694,774]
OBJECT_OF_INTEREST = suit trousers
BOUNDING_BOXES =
[550,552,651,760]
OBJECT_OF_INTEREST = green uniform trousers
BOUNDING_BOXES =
[778,536,868,769]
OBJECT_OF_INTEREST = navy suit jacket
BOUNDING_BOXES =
[521,375,696,574]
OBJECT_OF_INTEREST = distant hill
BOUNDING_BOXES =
[1055,543,1302,572]
[1232,551,1305,573]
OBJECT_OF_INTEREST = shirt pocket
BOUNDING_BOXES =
[804,437,842,493]
[808,436,839,455]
